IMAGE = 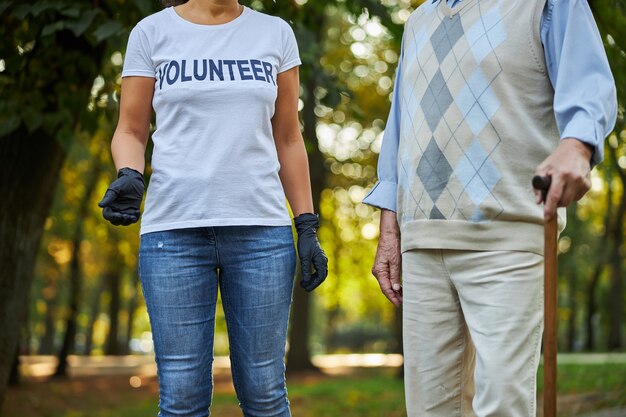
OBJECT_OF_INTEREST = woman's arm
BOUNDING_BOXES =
[272,66,327,291]
[98,76,154,226]
[111,76,155,172]
[272,67,314,217]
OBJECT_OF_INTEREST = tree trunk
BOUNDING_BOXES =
[563,206,584,352]
[607,147,625,350]
[0,132,66,405]
[105,267,123,355]
[324,212,342,353]
[21,298,32,356]
[607,248,624,350]
[287,297,317,372]
[287,262,317,372]
[325,305,340,353]
[83,278,103,355]
[585,266,603,351]
[39,284,59,355]
[286,53,327,372]
[394,306,404,378]
[585,170,614,351]
[54,162,102,377]
[392,307,403,354]
[566,271,578,352]
[122,273,140,355]
[53,222,83,378]
[0,1,117,403]
[8,349,19,387]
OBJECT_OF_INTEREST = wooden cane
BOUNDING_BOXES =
[532,175,557,417]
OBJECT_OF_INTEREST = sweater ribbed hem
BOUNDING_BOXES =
[400,220,546,256]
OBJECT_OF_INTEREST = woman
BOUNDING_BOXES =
[98,1,328,416]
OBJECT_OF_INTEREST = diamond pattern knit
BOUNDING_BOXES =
[398,0,511,223]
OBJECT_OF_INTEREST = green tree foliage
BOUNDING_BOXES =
[0,0,159,406]
[237,0,416,370]
[19,0,420,378]
[557,0,626,352]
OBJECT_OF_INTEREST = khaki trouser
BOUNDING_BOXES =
[402,250,544,417]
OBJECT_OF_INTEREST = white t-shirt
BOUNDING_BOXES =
[122,6,301,235]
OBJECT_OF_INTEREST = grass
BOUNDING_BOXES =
[3,363,625,417]
[538,363,626,395]
[48,375,406,417]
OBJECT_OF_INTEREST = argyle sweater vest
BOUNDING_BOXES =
[397,0,562,255]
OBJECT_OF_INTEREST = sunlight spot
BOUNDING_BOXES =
[350,42,368,58]
[338,125,360,143]
[129,376,142,388]
[374,60,388,74]
[340,228,355,242]
[361,223,378,240]
[396,9,412,23]
[383,50,398,63]
[316,123,336,151]
[350,27,366,42]
[17,41,35,55]
[48,241,72,265]
[558,236,571,254]
[311,353,404,368]
[354,65,369,77]
[591,175,604,192]
[91,76,105,99]
[139,332,155,353]
[378,76,392,90]
[607,34,615,47]
[356,203,370,218]
[364,21,384,38]
[349,185,366,203]
[371,131,384,153]
[111,51,123,66]
[333,111,346,124]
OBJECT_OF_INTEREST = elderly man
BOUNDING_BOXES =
[363,0,617,415]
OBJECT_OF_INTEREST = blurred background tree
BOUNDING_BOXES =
[0,0,157,405]
[1,0,624,412]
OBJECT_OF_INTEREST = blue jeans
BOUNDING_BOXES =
[139,226,296,417]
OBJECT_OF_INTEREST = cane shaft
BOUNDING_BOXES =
[544,215,558,417]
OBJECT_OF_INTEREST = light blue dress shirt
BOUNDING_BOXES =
[363,0,618,212]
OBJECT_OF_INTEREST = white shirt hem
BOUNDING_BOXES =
[140,217,293,235]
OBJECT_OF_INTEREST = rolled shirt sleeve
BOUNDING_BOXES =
[542,0,618,166]
[362,43,404,212]
[277,18,302,73]
[122,26,155,78]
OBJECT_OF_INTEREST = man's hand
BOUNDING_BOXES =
[98,167,145,226]
[534,138,593,220]
[294,213,328,292]
[372,209,402,307]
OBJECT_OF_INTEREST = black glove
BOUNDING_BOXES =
[98,167,145,226]
[294,213,328,292]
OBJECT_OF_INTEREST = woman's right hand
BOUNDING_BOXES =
[98,167,145,226]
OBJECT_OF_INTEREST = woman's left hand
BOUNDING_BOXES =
[294,213,328,292]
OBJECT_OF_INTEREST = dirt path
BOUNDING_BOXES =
[5,354,624,417]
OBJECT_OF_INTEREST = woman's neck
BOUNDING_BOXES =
[175,0,243,25]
